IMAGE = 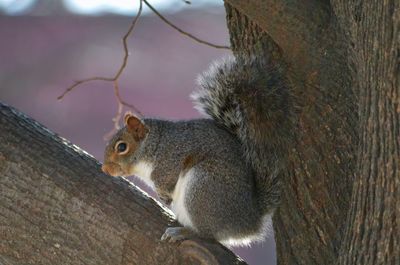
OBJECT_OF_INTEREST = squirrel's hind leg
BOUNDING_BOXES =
[161,227,195,243]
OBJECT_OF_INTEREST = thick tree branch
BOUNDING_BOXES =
[0,102,245,265]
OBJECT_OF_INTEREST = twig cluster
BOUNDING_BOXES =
[58,0,230,138]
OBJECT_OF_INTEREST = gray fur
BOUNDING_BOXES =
[192,55,293,215]
[104,55,293,245]
[134,118,269,244]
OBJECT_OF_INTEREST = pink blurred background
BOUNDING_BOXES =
[0,1,276,264]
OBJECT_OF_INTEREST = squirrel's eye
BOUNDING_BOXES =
[115,141,129,154]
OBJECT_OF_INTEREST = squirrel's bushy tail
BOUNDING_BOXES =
[191,55,293,215]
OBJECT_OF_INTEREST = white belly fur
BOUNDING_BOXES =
[132,161,155,189]
[171,169,195,230]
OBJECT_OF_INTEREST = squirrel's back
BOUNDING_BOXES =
[143,118,244,162]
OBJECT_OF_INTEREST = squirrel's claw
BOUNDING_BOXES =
[161,227,192,243]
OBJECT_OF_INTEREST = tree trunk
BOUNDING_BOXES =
[331,1,400,264]
[0,102,244,265]
[1,0,398,264]
[224,1,357,264]
[224,0,398,264]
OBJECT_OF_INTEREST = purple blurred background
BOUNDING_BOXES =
[0,1,275,264]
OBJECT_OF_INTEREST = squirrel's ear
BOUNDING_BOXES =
[125,113,148,141]
[124,112,134,125]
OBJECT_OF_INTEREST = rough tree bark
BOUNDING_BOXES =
[1,0,398,264]
[332,1,400,264]
[224,1,357,264]
[0,103,245,265]
[224,0,398,265]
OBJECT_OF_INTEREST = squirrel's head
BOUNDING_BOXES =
[102,113,149,177]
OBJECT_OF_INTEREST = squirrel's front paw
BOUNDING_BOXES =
[156,189,172,205]
[159,195,172,205]
[161,227,193,243]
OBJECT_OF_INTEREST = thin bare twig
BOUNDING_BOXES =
[103,80,124,140]
[57,77,114,100]
[58,0,229,134]
[57,0,143,98]
[58,0,144,116]
[143,0,230,49]
[114,0,143,80]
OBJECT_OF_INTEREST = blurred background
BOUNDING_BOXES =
[0,1,275,264]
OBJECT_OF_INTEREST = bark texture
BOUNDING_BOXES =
[331,1,400,264]
[225,0,398,264]
[0,102,245,265]
[224,1,357,264]
[1,0,398,264]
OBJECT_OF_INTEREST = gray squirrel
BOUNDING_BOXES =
[101,55,293,246]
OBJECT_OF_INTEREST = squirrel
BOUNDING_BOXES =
[101,55,293,246]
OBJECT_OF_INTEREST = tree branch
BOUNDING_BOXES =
[58,0,229,136]
[58,0,144,137]
[0,102,245,265]
[142,0,229,49]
